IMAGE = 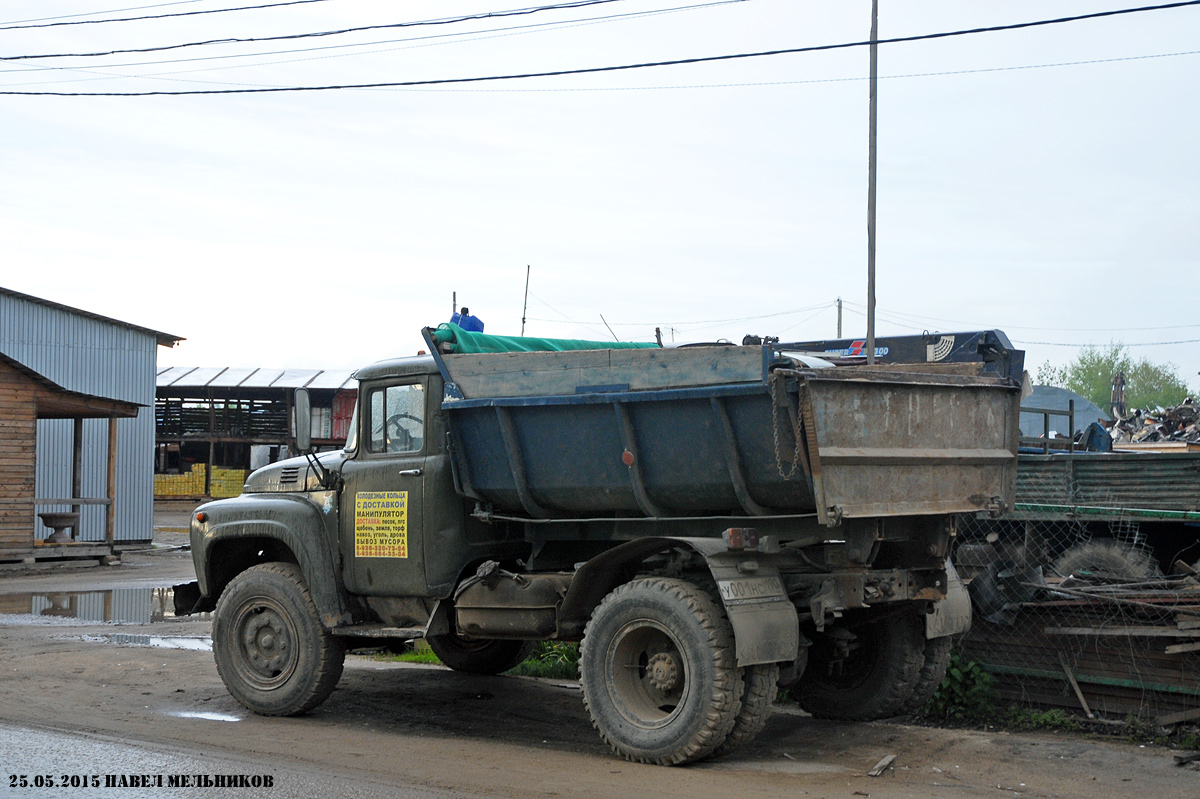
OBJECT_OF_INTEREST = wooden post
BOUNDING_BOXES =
[106,416,117,549]
[71,417,83,538]
[206,387,215,498]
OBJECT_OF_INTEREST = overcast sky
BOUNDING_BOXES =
[2,0,1197,393]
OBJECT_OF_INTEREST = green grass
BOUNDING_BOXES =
[357,639,581,679]
[508,642,580,680]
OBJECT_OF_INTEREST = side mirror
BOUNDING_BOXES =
[294,388,313,454]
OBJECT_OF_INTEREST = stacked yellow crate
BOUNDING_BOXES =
[210,467,248,498]
[153,464,207,497]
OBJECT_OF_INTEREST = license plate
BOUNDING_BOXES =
[718,576,786,605]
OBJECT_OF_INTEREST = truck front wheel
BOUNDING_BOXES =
[795,610,924,721]
[580,577,742,765]
[212,562,345,716]
[426,632,534,674]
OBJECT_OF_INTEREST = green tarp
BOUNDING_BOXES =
[430,323,660,354]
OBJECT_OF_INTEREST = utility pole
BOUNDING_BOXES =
[452,291,457,314]
[866,0,878,366]
[520,265,531,336]
[837,297,843,338]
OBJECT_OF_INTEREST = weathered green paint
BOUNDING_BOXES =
[1014,502,1200,522]
[983,663,1200,697]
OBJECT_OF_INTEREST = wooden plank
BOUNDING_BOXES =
[1165,642,1200,655]
[868,755,897,777]
[1158,707,1200,726]
[1044,626,1200,638]
[443,346,764,399]
[1058,652,1095,718]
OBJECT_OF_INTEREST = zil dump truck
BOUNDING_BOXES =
[175,325,1023,765]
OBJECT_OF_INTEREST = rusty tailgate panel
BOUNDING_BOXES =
[798,369,1021,522]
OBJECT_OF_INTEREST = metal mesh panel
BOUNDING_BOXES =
[955,485,1200,722]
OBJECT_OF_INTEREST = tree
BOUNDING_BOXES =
[1036,343,1190,413]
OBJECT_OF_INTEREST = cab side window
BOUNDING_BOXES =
[366,383,425,454]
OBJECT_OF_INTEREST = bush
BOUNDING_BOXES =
[922,649,998,721]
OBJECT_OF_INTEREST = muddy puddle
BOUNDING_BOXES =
[105,633,212,651]
[0,586,210,625]
[164,710,241,722]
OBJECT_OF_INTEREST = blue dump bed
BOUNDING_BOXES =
[424,326,1023,525]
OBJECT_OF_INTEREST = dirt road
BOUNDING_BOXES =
[0,550,1195,798]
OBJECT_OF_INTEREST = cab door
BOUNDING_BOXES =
[339,379,431,597]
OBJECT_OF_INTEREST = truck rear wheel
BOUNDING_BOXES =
[898,635,953,715]
[580,577,742,766]
[213,562,345,716]
[710,663,779,758]
[426,632,534,675]
[795,610,924,721]
[1053,541,1159,580]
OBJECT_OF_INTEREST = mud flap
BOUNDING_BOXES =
[172,581,214,616]
[706,554,800,667]
[925,559,971,639]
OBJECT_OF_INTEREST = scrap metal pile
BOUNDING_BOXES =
[1107,400,1199,445]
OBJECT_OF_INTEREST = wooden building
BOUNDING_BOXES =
[0,354,141,561]
[0,287,182,561]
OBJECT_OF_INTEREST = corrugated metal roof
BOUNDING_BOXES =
[157,367,356,390]
[1,286,183,347]
[302,370,355,389]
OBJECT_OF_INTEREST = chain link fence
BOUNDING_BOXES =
[953,490,1200,725]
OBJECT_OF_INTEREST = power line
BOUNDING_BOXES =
[1014,338,1200,347]
[563,302,834,327]
[839,300,1200,333]
[839,305,1200,348]
[0,0,741,92]
[378,47,1200,93]
[3,0,1196,95]
[0,1,206,25]
[0,0,737,75]
[11,40,1197,92]
[0,0,336,31]
[0,0,633,61]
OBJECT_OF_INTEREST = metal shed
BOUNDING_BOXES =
[0,287,182,555]
[155,367,356,498]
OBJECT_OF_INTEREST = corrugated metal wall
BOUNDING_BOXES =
[0,292,161,542]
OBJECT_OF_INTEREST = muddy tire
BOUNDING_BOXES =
[795,610,925,721]
[898,635,953,715]
[1053,541,1159,580]
[710,663,779,758]
[426,632,534,675]
[213,562,345,716]
[580,577,742,765]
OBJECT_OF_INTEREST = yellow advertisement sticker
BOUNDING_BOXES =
[354,491,408,558]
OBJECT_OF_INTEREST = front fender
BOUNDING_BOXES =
[191,492,351,628]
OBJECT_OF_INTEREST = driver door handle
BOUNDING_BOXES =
[398,469,423,477]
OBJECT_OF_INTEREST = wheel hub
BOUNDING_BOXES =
[241,605,291,678]
[646,652,680,692]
